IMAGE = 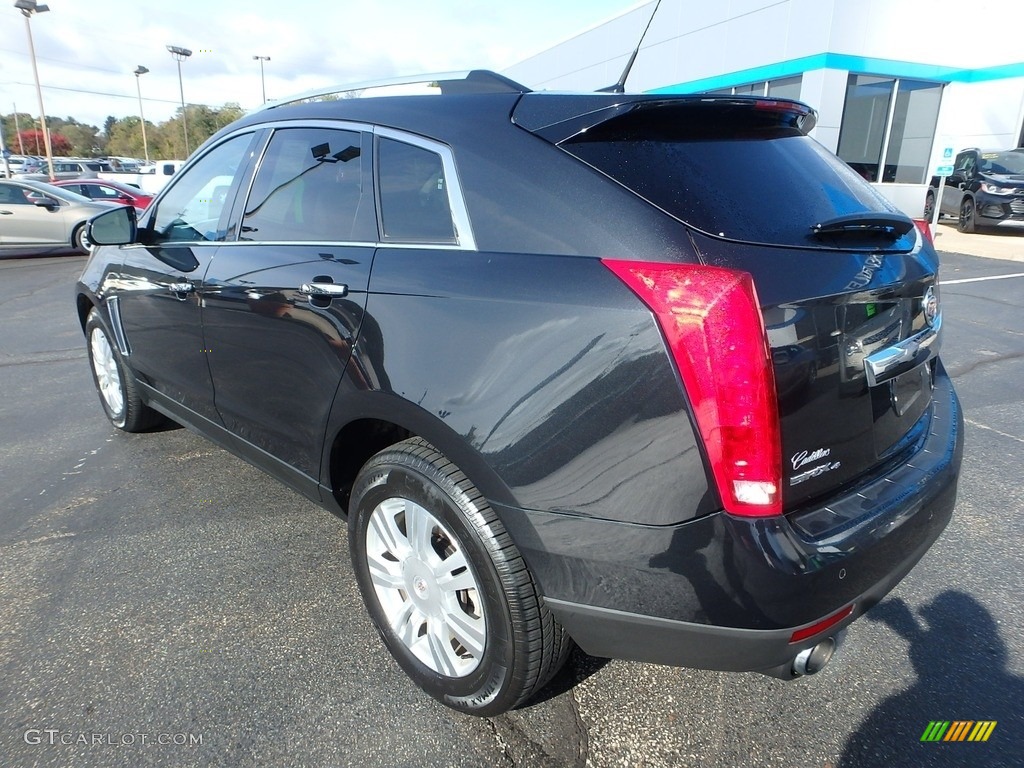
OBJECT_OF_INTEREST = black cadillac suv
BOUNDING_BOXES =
[76,71,962,716]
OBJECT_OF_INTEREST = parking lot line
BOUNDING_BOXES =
[940,272,1024,285]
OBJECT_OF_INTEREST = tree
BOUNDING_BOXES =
[17,129,72,156]
[106,116,154,158]
[61,122,103,157]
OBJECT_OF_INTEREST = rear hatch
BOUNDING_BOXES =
[514,94,941,510]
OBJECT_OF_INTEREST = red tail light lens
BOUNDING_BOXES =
[913,218,933,245]
[603,260,782,516]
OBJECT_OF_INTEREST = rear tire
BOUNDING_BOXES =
[349,437,571,716]
[85,308,164,432]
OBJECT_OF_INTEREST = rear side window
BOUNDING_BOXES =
[242,127,367,242]
[377,138,455,243]
[562,102,911,250]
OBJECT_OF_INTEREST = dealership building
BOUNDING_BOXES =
[505,0,1024,214]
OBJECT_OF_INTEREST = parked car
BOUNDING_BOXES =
[0,178,117,256]
[76,71,962,717]
[926,148,1024,231]
[51,178,153,212]
[21,158,116,182]
[0,154,43,176]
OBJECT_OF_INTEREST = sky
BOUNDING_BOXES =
[1,0,642,133]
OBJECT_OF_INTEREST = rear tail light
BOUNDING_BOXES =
[603,260,782,516]
[913,218,933,245]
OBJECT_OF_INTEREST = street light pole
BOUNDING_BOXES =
[15,0,55,180]
[133,65,150,162]
[166,45,192,156]
[13,104,25,154]
[253,55,270,104]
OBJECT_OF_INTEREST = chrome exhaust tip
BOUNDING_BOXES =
[792,637,836,676]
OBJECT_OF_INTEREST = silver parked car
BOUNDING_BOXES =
[0,179,117,256]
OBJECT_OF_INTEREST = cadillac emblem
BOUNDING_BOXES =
[922,286,938,328]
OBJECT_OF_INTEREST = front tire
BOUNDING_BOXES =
[85,308,163,431]
[73,223,91,254]
[349,438,570,716]
[958,197,977,233]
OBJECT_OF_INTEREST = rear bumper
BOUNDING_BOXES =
[496,364,962,672]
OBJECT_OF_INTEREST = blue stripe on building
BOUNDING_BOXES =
[648,53,1024,94]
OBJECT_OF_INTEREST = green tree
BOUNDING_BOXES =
[106,116,154,158]
[61,122,103,157]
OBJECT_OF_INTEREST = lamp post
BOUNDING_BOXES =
[14,0,55,180]
[166,44,192,156]
[12,103,25,154]
[253,55,270,104]
[133,65,150,162]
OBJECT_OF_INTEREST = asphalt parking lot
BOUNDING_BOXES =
[1,231,1022,767]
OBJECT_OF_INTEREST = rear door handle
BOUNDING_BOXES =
[299,282,348,299]
[0,210,13,215]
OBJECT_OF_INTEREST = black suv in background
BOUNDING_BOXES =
[77,71,962,716]
[927,148,1024,232]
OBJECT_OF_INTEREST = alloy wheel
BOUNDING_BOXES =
[365,497,486,677]
[90,326,124,417]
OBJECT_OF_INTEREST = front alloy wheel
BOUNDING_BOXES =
[84,308,163,432]
[90,325,124,419]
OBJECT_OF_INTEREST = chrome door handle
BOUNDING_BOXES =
[168,281,195,295]
[299,282,348,298]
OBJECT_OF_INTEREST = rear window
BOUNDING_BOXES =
[562,101,914,250]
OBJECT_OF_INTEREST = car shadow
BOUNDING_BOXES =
[838,590,1023,767]
[524,645,611,707]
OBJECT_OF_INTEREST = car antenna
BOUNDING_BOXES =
[596,0,662,94]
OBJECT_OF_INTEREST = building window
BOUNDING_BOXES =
[704,75,802,100]
[837,75,943,184]
[767,76,802,100]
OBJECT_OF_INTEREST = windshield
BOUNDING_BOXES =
[979,151,1024,175]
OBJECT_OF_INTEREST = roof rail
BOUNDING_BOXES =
[254,69,528,113]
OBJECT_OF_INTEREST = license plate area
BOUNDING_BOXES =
[872,361,934,456]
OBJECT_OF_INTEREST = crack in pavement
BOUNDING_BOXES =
[947,350,1024,379]
[0,348,87,367]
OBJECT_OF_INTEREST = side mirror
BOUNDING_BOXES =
[33,196,59,209]
[949,170,966,184]
[88,205,137,246]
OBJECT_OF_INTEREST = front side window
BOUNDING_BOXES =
[241,127,366,242]
[377,138,455,243]
[146,133,253,244]
[0,184,32,205]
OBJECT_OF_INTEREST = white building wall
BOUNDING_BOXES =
[935,79,1024,151]
[504,0,1024,160]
